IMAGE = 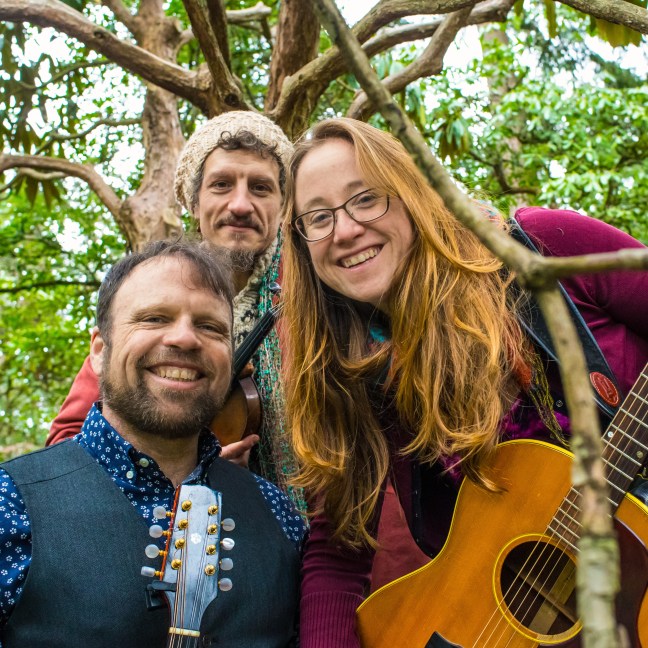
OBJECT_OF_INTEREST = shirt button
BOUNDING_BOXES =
[138,458,150,468]
[126,470,135,479]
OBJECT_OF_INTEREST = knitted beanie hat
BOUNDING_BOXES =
[174,111,293,214]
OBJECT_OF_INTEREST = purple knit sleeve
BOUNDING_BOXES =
[515,207,648,394]
[300,510,375,648]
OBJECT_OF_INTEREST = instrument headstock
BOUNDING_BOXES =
[141,484,236,641]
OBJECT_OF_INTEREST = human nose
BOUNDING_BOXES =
[163,317,201,350]
[228,184,253,215]
[332,208,365,244]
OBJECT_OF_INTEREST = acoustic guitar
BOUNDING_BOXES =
[141,484,237,647]
[357,364,648,647]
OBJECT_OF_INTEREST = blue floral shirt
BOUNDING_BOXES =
[0,404,306,630]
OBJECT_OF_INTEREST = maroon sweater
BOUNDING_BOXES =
[299,208,648,648]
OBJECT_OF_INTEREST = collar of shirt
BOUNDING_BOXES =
[76,403,221,488]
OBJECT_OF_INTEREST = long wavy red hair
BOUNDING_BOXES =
[281,118,526,548]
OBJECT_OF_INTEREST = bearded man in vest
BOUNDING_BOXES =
[0,240,304,647]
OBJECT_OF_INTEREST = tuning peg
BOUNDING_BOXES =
[221,537,235,551]
[149,524,165,538]
[153,506,168,520]
[145,544,166,559]
[219,557,233,571]
[141,566,160,578]
[221,518,235,532]
[218,578,233,592]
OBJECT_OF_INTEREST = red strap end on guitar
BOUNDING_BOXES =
[590,371,621,407]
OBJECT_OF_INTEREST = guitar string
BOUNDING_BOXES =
[470,384,647,646]
[478,405,638,647]
[472,508,577,647]
[190,499,218,636]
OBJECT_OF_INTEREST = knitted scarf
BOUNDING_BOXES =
[232,233,306,513]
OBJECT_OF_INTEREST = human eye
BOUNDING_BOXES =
[197,320,230,337]
[137,313,167,325]
[352,190,380,209]
[209,179,231,192]
[251,183,272,195]
[306,210,334,229]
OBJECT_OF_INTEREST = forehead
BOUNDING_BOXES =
[111,257,230,320]
[202,147,281,182]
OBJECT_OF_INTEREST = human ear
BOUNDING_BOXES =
[89,327,106,377]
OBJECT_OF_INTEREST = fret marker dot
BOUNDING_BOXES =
[637,451,644,459]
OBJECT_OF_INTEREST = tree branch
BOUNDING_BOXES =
[0,154,123,222]
[0,280,100,295]
[354,0,477,42]
[0,0,213,113]
[348,7,473,119]
[557,0,648,34]
[266,0,320,116]
[177,2,274,46]
[272,0,516,133]
[227,1,272,24]
[311,0,623,642]
[34,117,141,154]
[100,0,138,33]
[180,0,248,112]
[527,248,648,285]
[10,168,65,181]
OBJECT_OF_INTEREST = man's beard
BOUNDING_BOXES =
[100,351,226,440]
[224,246,256,273]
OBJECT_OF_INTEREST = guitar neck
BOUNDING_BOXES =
[548,363,648,548]
[602,365,648,508]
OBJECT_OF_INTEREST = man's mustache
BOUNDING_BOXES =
[216,215,261,232]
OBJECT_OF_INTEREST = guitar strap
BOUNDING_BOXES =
[509,216,622,423]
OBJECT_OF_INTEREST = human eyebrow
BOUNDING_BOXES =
[250,175,279,190]
[299,180,365,211]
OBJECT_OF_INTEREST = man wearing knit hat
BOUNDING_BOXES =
[47,111,303,510]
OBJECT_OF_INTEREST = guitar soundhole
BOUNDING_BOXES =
[499,540,578,637]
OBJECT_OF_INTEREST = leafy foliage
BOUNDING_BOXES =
[0,190,124,454]
[0,0,646,455]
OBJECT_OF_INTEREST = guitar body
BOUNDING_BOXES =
[357,440,648,648]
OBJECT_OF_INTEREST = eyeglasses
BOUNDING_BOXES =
[293,189,390,242]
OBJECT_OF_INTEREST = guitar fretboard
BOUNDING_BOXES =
[547,367,648,551]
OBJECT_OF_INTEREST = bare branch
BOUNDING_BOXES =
[354,0,477,43]
[0,280,100,295]
[177,2,274,48]
[272,0,516,132]
[529,248,648,285]
[0,0,213,113]
[35,117,140,154]
[348,7,473,119]
[0,154,123,222]
[183,0,230,70]
[227,1,272,24]
[266,0,320,116]
[310,0,530,270]
[180,0,248,113]
[557,0,648,34]
[534,289,619,647]
[311,0,623,641]
[100,0,138,33]
[10,168,66,181]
